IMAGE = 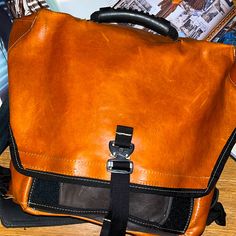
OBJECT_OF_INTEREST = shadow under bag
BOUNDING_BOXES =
[6,8,236,236]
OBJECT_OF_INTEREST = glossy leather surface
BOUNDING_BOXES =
[9,169,157,235]
[9,162,32,210]
[184,190,214,236]
[8,9,236,191]
[8,166,212,235]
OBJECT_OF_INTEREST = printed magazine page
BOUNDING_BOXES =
[166,0,234,39]
[0,42,8,109]
[114,0,234,39]
[206,7,236,43]
[48,0,235,40]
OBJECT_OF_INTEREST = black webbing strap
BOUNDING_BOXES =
[100,125,134,236]
[206,188,226,226]
[115,126,133,148]
[0,166,11,198]
[207,202,226,226]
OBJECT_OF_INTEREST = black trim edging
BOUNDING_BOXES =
[9,126,236,198]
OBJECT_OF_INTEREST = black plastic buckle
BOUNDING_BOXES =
[107,141,134,174]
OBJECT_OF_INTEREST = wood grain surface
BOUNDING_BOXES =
[0,149,235,236]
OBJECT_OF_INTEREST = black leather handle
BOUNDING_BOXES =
[90,7,178,41]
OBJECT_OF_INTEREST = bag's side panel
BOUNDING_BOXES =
[230,58,236,85]
[9,162,33,210]
[228,60,236,135]
[184,190,214,236]
[9,163,82,217]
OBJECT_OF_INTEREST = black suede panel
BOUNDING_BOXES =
[59,183,172,225]
[29,178,193,234]
[29,178,60,206]
[162,196,193,232]
[59,184,110,210]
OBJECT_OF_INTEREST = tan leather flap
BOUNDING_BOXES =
[8,10,236,193]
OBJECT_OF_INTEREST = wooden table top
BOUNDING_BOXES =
[0,149,235,236]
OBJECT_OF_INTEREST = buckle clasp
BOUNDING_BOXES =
[107,141,134,174]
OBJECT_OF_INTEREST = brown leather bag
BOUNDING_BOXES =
[7,8,236,236]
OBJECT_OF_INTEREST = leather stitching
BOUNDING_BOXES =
[128,198,193,234]
[228,47,236,86]
[128,216,184,234]
[9,127,111,185]
[18,150,209,179]
[10,125,236,194]
[19,151,104,166]
[29,202,107,214]
[27,201,187,234]
[191,199,201,232]
[28,178,36,204]
[25,165,209,180]
[183,198,194,232]
[229,74,236,86]
[8,11,39,52]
